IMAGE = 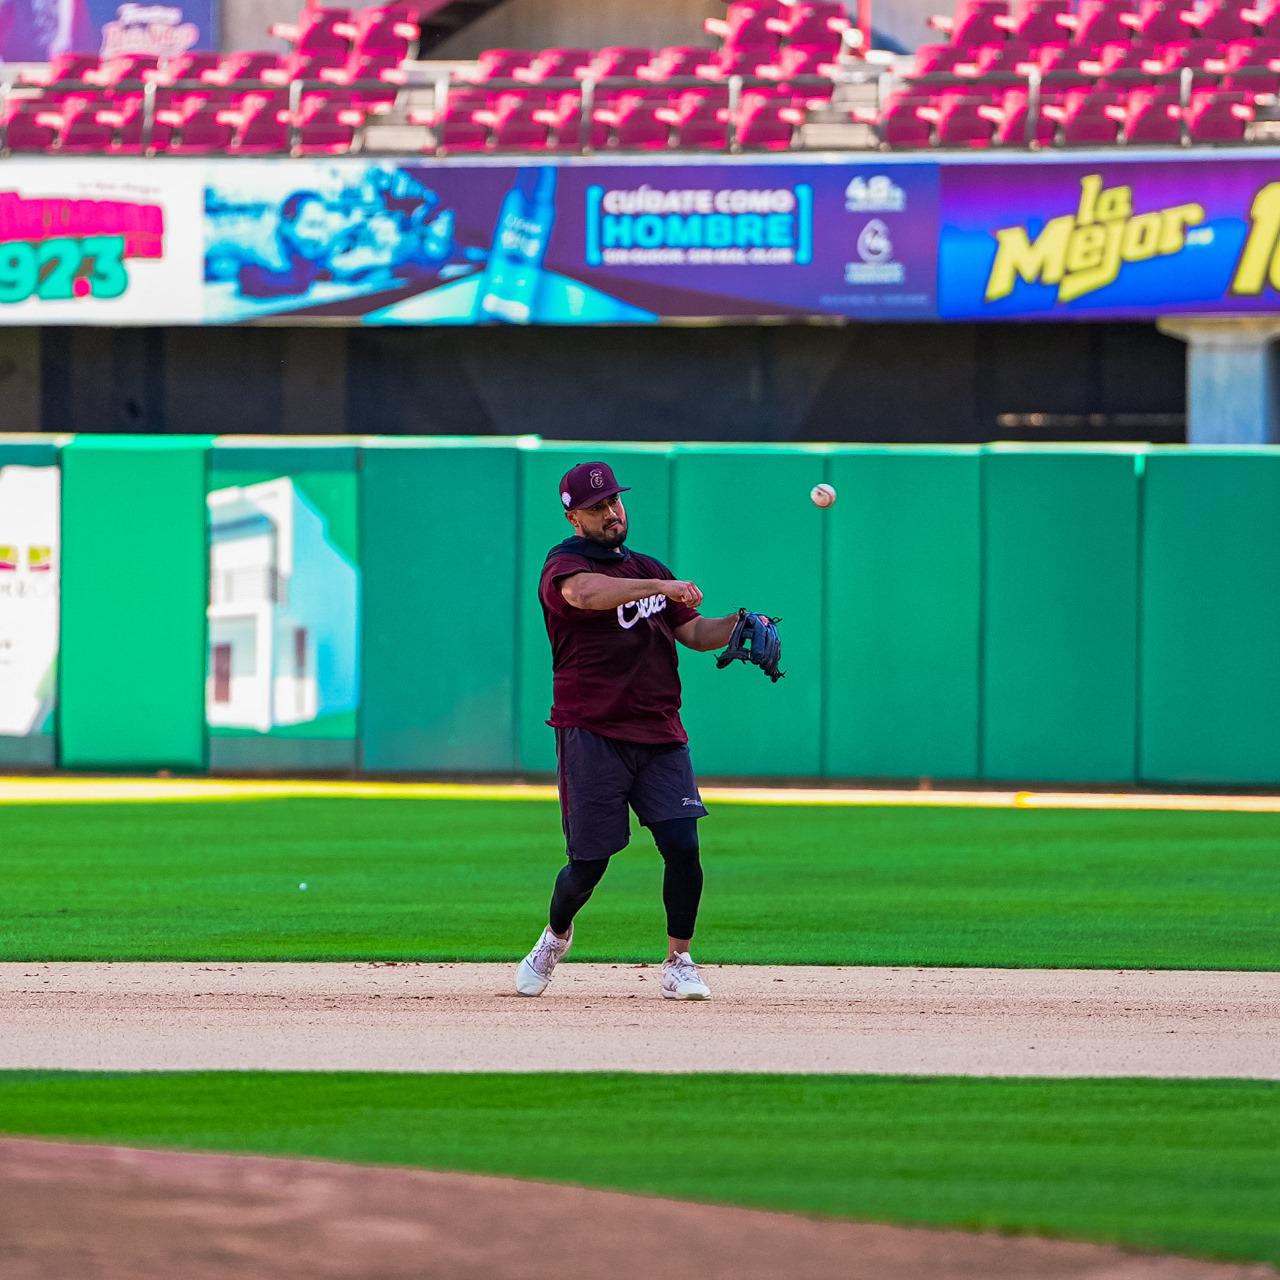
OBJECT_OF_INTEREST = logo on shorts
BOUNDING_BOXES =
[682,796,701,806]
[590,468,605,489]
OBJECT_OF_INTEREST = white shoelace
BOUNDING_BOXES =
[666,955,702,985]
[529,931,566,978]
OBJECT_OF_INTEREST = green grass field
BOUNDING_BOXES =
[4,797,1278,966]
[1,1072,1276,1267]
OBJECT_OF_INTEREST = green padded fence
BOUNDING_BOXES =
[824,447,982,781]
[981,448,1141,784]
[671,444,828,779]
[18,435,1280,787]
[58,435,209,771]
[362,439,520,773]
[1140,450,1280,786]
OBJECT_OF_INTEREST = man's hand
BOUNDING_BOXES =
[662,580,703,607]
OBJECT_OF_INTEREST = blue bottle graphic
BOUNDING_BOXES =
[476,167,557,323]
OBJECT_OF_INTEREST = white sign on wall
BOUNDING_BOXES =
[0,161,204,325]
[0,465,59,736]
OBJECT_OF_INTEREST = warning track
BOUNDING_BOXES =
[3,963,1276,1077]
[5,775,1280,811]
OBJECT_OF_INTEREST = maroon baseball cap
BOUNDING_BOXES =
[559,461,631,511]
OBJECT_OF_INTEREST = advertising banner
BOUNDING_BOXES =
[206,457,360,767]
[0,161,203,324]
[0,1,216,63]
[939,155,1280,320]
[0,461,58,741]
[203,158,939,324]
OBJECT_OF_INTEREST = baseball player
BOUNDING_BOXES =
[515,460,779,1000]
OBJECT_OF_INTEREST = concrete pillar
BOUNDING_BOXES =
[1157,316,1280,445]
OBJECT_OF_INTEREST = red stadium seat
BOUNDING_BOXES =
[1242,0,1280,37]
[994,87,1061,144]
[596,92,672,149]
[533,94,611,149]
[767,2,850,53]
[57,98,117,152]
[154,100,236,154]
[296,100,365,154]
[928,0,1009,46]
[706,2,781,49]
[853,92,936,147]
[736,96,805,148]
[1118,86,1183,140]
[514,48,593,81]
[588,47,655,78]
[1185,86,1256,137]
[1186,0,1256,39]
[993,0,1072,43]
[271,7,354,55]
[642,47,717,79]
[697,45,779,77]
[1119,0,1199,42]
[759,44,840,77]
[459,48,533,82]
[1045,88,1124,143]
[351,5,420,60]
[920,92,1002,145]
[1058,0,1138,47]
[20,53,101,85]
[1,100,62,152]
[913,43,975,73]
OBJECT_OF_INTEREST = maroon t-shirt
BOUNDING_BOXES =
[540,538,700,744]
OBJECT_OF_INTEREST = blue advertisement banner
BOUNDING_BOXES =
[938,154,1280,321]
[202,159,939,325]
[0,2,216,62]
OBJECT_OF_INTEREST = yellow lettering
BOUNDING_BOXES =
[985,215,1073,302]
[1157,203,1203,254]
[1122,212,1163,261]
[1077,174,1104,225]
[1231,182,1280,296]
[989,180,1206,306]
[1096,184,1132,223]
[1065,224,1107,273]
[1061,221,1125,302]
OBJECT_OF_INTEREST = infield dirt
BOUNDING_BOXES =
[2,1139,1275,1280]
[2,962,1276,1076]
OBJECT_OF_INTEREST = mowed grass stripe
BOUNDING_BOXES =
[4,799,1278,967]
[1,1072,1276,1267]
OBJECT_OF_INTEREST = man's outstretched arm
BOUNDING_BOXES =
[673,615,738,652]
[561,574,703,611]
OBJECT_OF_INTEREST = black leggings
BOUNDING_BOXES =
[548,817,703,940]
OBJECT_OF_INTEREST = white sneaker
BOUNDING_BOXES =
[515,924,572,996]
[661,951,711,1000]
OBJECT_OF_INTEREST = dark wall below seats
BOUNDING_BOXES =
[4,321,1186,443]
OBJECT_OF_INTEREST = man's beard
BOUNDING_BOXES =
[583,518,626,548]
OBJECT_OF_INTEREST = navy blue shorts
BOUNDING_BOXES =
[555,726,708,861]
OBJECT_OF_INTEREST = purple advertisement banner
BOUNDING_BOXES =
[203,159,938,325]
[0,1,216,63]
[939,155,1280,320]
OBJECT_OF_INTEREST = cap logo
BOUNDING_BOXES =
[561,491,572,508]
[590,468,605,490]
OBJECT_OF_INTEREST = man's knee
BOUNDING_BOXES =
[652,817,700,862]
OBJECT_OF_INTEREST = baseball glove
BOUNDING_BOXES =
[716,609,784,682]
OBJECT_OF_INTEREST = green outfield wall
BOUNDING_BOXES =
[5,435,1279,787]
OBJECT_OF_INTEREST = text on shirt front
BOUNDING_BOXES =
[617,594,668,630]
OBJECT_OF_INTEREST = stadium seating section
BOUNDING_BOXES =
[0,0,1276,152]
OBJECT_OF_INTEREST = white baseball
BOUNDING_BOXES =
[810,483,837,508]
